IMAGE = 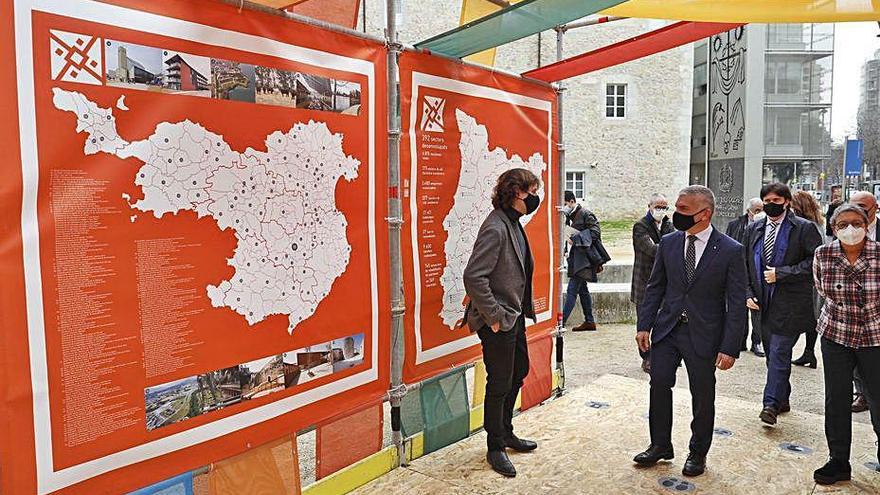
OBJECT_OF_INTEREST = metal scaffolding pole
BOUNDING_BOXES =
[554,26,567,397]
[385,0,407,469]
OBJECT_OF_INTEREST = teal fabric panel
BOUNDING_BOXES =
[420,369,470,454]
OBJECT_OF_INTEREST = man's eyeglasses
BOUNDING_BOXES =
[835,221,866,230]
[653,206,669,211]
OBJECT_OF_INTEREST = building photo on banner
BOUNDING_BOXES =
[1,0,389,493]
[398,50,559,382]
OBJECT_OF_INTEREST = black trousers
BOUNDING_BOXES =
[478,315,530,451]
[649,323,717,456]
[820,338,880,462]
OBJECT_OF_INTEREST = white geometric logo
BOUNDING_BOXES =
[49,30,103,86]
[420,95,445,133]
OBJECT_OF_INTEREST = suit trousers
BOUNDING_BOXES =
[763,332,798,409]
[648,323,717,456]
[478,315,530,451]
[820,338,880,462]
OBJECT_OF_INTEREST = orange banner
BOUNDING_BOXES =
[0,1,388,493]
[288,0,361,30]
[398,51,559,382]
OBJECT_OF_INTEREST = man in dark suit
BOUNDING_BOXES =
[633,185,747,478]
[631,193,675,373]
[849,191,879,413]
[725,198,766,357]
[745,183,822,426]
[463,168,540,478]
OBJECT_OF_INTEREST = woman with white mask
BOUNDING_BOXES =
[812,204,880,486]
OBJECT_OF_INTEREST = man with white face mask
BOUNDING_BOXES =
[632,193,675,372]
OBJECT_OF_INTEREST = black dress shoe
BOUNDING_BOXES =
[633,445,674,466]
[505,435,538,452]
[751,344,766,357]
[779,402,791,414]
[487,450,516,477]
[792,352,818,369]
[682,453,706,477]
[759,406,778,425]
[814,458,851,485]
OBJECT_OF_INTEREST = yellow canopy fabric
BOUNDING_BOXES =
[602,0,880,23]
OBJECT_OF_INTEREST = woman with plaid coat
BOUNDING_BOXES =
[811,204,880,486]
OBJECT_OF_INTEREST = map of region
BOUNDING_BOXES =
[438,109,547,327]
[53,88,359,333]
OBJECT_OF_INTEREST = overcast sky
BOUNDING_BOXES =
[832,22,880,142]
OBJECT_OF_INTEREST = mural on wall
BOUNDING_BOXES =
[709,26,746,160]
[708,26,747,228]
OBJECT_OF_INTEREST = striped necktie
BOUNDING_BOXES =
[763,221,778,265]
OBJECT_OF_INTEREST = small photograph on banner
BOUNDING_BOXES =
[210,58,257,102]
[241,355,286,400]
[162,50,212,97]
[105,40,165,91]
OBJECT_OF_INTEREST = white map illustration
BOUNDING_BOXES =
[53,88,359,333]
[438,109,547,327]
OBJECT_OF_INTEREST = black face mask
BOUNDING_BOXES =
[524,193,540,215]
[672,208,706,231]
[763,202,786,218]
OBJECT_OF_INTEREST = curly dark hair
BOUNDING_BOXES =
[492,168,540,210]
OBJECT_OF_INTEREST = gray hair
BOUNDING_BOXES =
[830,203,868,229]
[747,197,762,210]
[648,193,667,208]
[678,185,715,212]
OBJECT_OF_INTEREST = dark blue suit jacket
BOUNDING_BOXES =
[637,228,748,359]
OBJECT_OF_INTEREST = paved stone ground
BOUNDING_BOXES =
[562,323,872,426]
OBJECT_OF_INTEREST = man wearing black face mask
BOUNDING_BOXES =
[463,168,540,478]
[744,183,822,426]
[634,186,747,478]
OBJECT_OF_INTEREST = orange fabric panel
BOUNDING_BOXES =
[316,404,384,479]
[208,437,301,495]
[288,0,361,29]
[520,335,552,411]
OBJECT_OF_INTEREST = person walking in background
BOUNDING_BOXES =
[631,193,675,373]
[744,183,822,426]
[463,168,540,478]
[633,186,746,478]
[726,198,766,357]
[562,190,609,331]
[825,186,844,238]
[811,204,880,485]
[789,190,826,369]
[848,191,879,414]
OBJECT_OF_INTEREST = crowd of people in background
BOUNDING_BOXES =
[464,171,879,485]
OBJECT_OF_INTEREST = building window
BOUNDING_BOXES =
[565,171,585,200]
[605,84,626,118]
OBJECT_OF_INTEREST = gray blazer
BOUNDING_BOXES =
[463,208,533,332]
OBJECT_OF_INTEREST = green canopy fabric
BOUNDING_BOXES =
[419,369,470,454]
[415,0,629,58]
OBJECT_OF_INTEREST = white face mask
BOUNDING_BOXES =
[562,205,574,215]
[752,212,766,223]
[837,225,867,246]
[650,208,667,222]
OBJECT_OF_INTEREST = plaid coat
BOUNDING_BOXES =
[631,214,674,305]
[813,239,880,348]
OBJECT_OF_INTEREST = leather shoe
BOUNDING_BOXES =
[572,321,597,332]
[779,402,791,414]
[487,450,516,477]
[633,445,674,466]
[814,458,851,485]
[853,394,869,413]
[751,344,766,358]
[682,453,706,477]
[505,435,538,452]
[759,406,778,425]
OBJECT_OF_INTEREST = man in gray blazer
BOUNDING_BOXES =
[464,168,541,478]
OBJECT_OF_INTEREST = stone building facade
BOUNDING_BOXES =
[360,3,694,220]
